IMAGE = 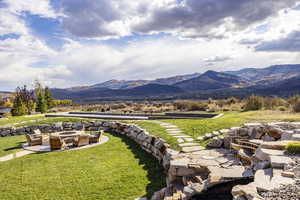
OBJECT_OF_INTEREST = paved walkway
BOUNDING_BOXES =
[0,136,109,162]
[155,121,204,153]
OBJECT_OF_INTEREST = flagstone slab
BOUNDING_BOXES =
[173,135,192,138]
[182,146,205,153]
[179,143,201,147]
[184,138,194,142]
[177,138,185,143]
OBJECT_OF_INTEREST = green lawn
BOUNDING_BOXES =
[0,135,25,157]
[133,121,180,150]
[0,114,46,126]
[161,111,300,139]
[0,132,165,200]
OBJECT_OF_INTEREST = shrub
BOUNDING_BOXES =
[243,95,263,111]
[292,99,300,112]
[285,142,300,154]
[278,106,286,112]
[188,102,208,111]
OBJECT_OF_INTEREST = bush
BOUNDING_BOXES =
[285,142,300,154]
[278,106,286,111]
[243,95,263,111]
[188,102,208,111]
[292,99,300,112]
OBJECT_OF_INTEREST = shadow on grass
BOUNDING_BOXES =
[3,141,24,151]
[110,132,166,198]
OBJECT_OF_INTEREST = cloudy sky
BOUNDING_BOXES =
[0,0,300,91]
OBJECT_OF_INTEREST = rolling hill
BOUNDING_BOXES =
[226,64,300,84]
[174,70,248,91]
[51,64,300,100]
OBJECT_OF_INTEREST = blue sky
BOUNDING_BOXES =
[0,0,300,91]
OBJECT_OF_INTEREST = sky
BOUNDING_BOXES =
[0,0,300,91]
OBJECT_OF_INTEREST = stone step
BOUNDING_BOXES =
[182,146,205,153]
[168,133,184,136]
[177,138,185,143]
[163,125,178,129]
[167,130,183,134]
[184,138,194,142]
[178,143,201,147]
[173,135,192,138]
[196,136,205,141]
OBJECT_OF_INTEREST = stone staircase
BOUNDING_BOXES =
[155,121,205,153]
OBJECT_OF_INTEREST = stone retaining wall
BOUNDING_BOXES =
[0,121,179,170]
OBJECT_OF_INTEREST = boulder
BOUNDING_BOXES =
[232,183,263,200]
[220,129,230,134]
[212,131,220,137]
[254,169,273,192]
[206,166,253,188]
[254,147,285,161]
[280,130,294,140]
[260,140,293,150]
[204,133,213,139]
[223,136,232,149]
[269,155,294,169]
[262,134,275,141]
[207,136,224,148]
[266,127,283,139]
[291,134,300,141]
[253,160,270,171]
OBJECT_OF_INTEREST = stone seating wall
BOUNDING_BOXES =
[0,121,179,170]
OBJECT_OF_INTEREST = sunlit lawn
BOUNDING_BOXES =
[0,133,165,200]
[163,110,300,139]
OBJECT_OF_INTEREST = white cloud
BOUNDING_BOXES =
[4,0,59,18]
[0,8,28,35]
[0,0,300,91]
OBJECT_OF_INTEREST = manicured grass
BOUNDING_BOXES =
[0,114,46,127]
[17,117,96,127]
[0,135,25,157]
[162,111,300,139]
[133,121,180,150]
[0,132,165,200]
[162,112,250,139]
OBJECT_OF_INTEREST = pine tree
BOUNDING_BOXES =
[36,92,47,113]
[11,96,28,116]
[44,87,54,110]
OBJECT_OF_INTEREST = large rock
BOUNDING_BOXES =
[254,169,273,192]
[206,166,253,188]
[207,136,224,148]
[280,130,294,140]
[266,127,283,139]
[269,155,294,169]
[291,134,300,141]
[262,134,275,141]
[254,168,295,192]
[232,182,263,200]
[260,140,293,150]
[255,147,285,161]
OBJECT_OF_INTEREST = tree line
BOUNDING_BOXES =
[11,82,54,116]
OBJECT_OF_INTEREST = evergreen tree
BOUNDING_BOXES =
[36,92,47,113]
[11,96,28,116]
[44,87,54,109]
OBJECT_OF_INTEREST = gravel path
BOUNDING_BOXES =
[260,180,300,200]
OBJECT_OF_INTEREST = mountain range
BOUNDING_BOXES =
[51,64,300,100]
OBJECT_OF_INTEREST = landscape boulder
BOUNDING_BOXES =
[207,136,224,148]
